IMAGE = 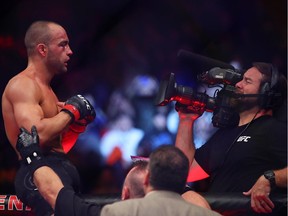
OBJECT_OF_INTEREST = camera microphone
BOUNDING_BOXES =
[177,49,235,71]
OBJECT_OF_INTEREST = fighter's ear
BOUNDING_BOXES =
[37,43,47,56]
[121,186,130,200]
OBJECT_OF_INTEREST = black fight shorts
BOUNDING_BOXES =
[14,152,81,216]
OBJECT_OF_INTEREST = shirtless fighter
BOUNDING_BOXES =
[1,20,95,216]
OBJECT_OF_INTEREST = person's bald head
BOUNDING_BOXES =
[24,21,65,56]
[121,160,148,200]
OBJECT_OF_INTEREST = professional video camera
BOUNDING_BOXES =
[155,67,244,128]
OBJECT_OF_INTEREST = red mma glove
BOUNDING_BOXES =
[61,94,96,123]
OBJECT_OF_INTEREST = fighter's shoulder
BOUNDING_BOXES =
[5,73,39,95]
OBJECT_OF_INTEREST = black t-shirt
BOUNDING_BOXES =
[195,115,287,193]
[55,187,101,216]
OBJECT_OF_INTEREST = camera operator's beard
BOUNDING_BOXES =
[235,96,260,113]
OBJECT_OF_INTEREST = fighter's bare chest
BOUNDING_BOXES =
[39,89,59,117]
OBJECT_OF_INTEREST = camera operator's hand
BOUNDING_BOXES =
[175,102,204,117]
[16,126,47,174]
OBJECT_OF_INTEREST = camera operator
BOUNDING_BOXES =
[175,62,287,215]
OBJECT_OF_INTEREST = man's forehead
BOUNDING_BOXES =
[49,25,68,41]
[245,67,262,79]
[50,34,69,44]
